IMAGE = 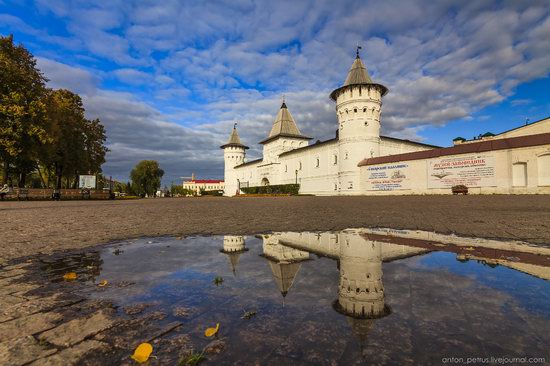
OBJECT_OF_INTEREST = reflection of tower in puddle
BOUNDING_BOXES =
[335,234,390,350]
[270,231,399,347]
[261,234,309,301]
[220,236,248,275]
[335,235,390,319]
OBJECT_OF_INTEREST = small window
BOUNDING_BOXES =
[333,155,338,164]
[363,108,367,113]
[334,183,338,191]
[315,158,320,167]
[285,164,288,173]
[354,108,358,113]
[539,154,550,186]
[513,162,527,187]
[345,152,349,160]
[299,161,302,170]
[348,181,353,189]
[364,121,369,126]
[359,87,362,96]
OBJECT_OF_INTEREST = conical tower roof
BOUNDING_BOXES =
[259,101,312,145]
[226,252,241,276]
[220,124,249,149]
[330,51,388,101]
[267,261,302,297]
[343,56,374,86]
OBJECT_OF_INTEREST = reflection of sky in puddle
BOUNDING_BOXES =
[45,230,550,364]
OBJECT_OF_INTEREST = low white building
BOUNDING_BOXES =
[221,50,550,196]
[182,179,224,195]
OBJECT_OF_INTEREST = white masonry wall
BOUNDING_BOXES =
[359,144,550,195]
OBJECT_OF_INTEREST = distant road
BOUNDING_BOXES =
[2,195,550,263]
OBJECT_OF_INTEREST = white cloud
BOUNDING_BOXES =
[36,57,100,94]
[10,0,550,180]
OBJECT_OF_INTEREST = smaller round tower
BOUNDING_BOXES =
[220,124,248,196]
[221,236,248,275]
[330,48,388,194]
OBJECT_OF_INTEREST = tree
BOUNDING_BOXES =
[0,35,49,186]
[130,160,164,197]
[41,89,108,190]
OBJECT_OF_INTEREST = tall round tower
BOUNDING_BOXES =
[330,48,388,194]
[335,235,389,319]
[220,124,248,196]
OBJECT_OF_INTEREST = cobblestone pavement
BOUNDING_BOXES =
[3,195,550,264]
[0,255,199,366]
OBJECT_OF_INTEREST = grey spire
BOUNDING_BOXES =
[259,101,312,144]
[330,51,388,101]
[220,123,249,149]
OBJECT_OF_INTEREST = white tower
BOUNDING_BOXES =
[221,236,247,275]
[330,48,388,194]
[335,235,389,319]
[220,124,248,196]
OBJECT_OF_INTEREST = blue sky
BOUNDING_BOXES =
[1,0,549,184]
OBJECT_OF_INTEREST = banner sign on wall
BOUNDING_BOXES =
[365,163,411,191]
[79,175,97,189]
[427,155,496,188]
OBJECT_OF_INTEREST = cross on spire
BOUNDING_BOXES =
[356,44,362,59]
[234,122,237,129]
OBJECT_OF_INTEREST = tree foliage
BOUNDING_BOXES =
[130,160,164,197]
[41,89,108,189]
[0,34,49,186]
[0,35,108,188]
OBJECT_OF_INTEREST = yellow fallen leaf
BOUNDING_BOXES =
[98,280,108,287]
[204,322,220,337]
[63,272,77,281]
[131,343,153,363]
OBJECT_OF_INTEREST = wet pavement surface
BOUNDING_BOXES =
[1,229,549,365]
[3,195,550,264]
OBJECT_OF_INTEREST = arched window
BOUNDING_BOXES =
[513,162,527,187]
[315,157,320,167]
[538,154,550,186]
[285,164,288,173]
[354,108,358,113]
[299,161,302,170]
[333,154,338,165]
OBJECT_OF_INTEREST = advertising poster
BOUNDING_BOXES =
[427,155,496,188]
[365,163,411,191]
[79,175,97,189]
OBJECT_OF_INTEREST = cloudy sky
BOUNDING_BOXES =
[1,0,550,184]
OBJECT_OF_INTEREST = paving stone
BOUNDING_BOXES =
[0,268,29,279]
[39,310,115,347]
[0,294,26,310]
[0,312,63,342]
[0,282,41,296]
[0,336,57,366]
[0,275,24,287]
[0,295,83,323]
[29,340,109,366]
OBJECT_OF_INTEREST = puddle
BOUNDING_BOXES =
[37,229,550,364]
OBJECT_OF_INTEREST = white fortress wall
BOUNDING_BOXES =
[379,137,436,156]
[277,140,340,195]
[359,143,550,195]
